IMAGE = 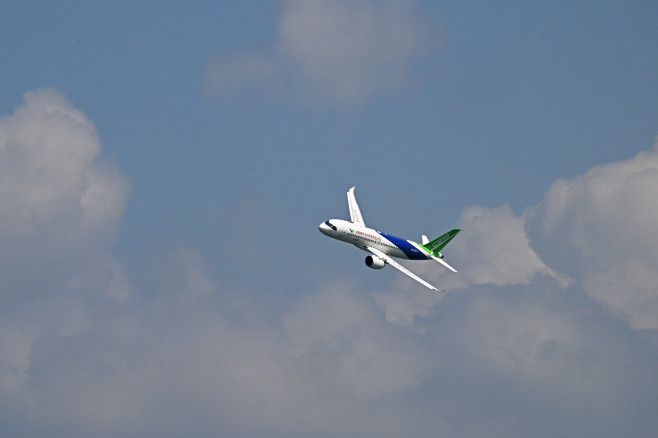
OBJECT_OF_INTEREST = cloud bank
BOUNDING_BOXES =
[0,89,133,435]
[206,0,431,107]
[0,90,656,437]
[0,89,128,249]
[395,141,658,333]
[0,89,130,302]
[526,140,658,330]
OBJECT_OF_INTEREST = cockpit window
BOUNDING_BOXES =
[325,220,337,231]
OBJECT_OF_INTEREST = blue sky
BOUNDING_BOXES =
[1,1,657,437]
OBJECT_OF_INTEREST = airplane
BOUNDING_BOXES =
[319,187,460,291]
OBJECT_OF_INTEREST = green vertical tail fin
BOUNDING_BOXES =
[424,229,460,256]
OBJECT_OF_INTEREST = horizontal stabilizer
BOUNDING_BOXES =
[432,255,458,273]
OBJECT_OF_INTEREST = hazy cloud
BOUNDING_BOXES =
[387,140,658,333]
[0,89,129,261]
[526,139,658,330]
[284,282,427,399]
[373,203,564,330]
[442,288,658,436]
[450,204,565,287]
[206,0,431,107]
[205,52,280,99]
[0,89,133,434]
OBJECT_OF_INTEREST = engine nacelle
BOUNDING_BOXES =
[365,255,385,269]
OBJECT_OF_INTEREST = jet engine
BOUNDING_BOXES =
[365,255,385,269]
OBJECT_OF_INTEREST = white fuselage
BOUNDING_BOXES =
[319,219,430,261]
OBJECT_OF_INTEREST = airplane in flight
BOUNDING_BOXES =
[319,187,460,291]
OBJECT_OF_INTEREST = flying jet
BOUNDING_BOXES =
[319,187,460,291]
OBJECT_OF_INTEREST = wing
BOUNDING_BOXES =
[366,247,444,292]
[347,186,365,227]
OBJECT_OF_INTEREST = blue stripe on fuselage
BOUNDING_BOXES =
[377,232,428,260]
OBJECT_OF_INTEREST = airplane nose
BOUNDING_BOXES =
[319,222,330,235]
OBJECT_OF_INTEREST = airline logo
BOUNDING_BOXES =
[350,229,381,241]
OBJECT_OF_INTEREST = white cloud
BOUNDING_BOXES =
[373,286,443,330]
[0,89,133,431]
[526,139,658,330]
[0,90,133,329]
[444,289,658,433]
[277,0,429,105]
[450,204,565,287]
[4,268,656,437]
[206,0,432,107]
[284,282,426,399]
[373,204,563,330]
[0,88,130,258]
[380,139,658,332]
